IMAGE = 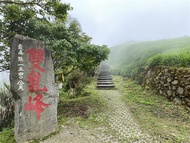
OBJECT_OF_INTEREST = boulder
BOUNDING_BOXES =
[10,35,59,143]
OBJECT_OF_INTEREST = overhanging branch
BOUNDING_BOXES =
[0,0,55,18]
[0,1,39,5]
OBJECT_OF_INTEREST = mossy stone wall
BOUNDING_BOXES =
[142,66,190,110]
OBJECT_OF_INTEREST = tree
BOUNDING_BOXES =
[0,0,72,21]
[76,44,110,72]
[0,0,110,97]
[0,1,110,76]
[0,0,72,71]
[44,20,109,75]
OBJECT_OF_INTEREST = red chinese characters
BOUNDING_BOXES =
[24,48,49,120]
[27,71,47,93]
[26,48,45,72]
[24,94,49,120]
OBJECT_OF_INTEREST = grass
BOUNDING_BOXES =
[0,129,15,143]
[58,80,107,121]
[113,76,190,142]
[2,75,190,142]
[0,80,107,143]
[146,50,190,67]
[107,36,190,78]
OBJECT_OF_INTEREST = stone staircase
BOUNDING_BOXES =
[97,64,115,89]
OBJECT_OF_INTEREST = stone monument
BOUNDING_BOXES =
[10,35,59,143]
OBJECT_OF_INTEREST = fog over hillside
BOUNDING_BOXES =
[63,0,190,47]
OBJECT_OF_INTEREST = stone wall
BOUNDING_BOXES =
[142,66,190,110]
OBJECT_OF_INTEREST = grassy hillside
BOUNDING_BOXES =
[107,36,190,77]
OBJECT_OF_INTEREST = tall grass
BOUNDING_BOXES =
[108,36,190,78]
[147,49,190,67]
[0,83,14,131]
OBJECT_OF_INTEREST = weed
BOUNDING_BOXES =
[0,128,15,143]
[0,83,14,131]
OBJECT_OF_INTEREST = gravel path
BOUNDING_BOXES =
[41,90,157,143]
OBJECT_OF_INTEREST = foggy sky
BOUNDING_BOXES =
[62,0,190,47]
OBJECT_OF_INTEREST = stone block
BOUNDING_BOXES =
[173,97,182,105]
[167,90,172,96]
[171,80,178,85]
[177,87,184,95]
[184,98,190,103]
[10,35,59,143]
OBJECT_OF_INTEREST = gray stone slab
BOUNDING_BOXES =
[98,78,112,80]
[97,84,115,88]
[97,82,114,84]
[10,35,58,143]
[98,76,112,78]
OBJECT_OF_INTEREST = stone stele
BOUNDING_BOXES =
[10,35,59,143]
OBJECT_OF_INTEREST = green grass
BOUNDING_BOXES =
[2,76,190,142]
[58,80,106,118]
[58,80,108,130]
[0,128,15,143]
[113,76,190,142]
[147,50,190,67]
[107,36,190,78]
[0,80,107,143]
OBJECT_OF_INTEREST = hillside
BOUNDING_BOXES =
[107,36,190,77]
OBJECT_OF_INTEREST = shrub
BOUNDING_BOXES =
[147,51,190,68]
[61,70,93,98]
[0,128,15,143]
[0,83,14,131]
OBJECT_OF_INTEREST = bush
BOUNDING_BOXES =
[61,70,93,98]
[0,84,14,131]
[147,51,190,68]
[0,128,15,143]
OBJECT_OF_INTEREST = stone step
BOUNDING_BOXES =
[96,84,115,88]
[99,73,110,75]
[98,77,112,80]
[96,64,115,89]
[98,77,112,79]
[99,73,111,75]
[98,79,112,81]
[97,81,113,84]
[97,80,113,83]
[98,74,111,76]
[98,75,111,77]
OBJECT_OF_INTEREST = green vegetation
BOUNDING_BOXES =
[0,1,110,132]
[0,1,110,74]
[0,128,15,143]
[114,76,190,142]
[0,1,110,140]
[147,50,190,67]
[0,84,14,131]
[58,80,106,118]
[108,37,190,78]
[0,0,72,71]
[2,75,190,142]
[0,80,107,143]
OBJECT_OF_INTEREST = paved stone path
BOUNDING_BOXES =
[96,90,156,143]
[41,90,157,143]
